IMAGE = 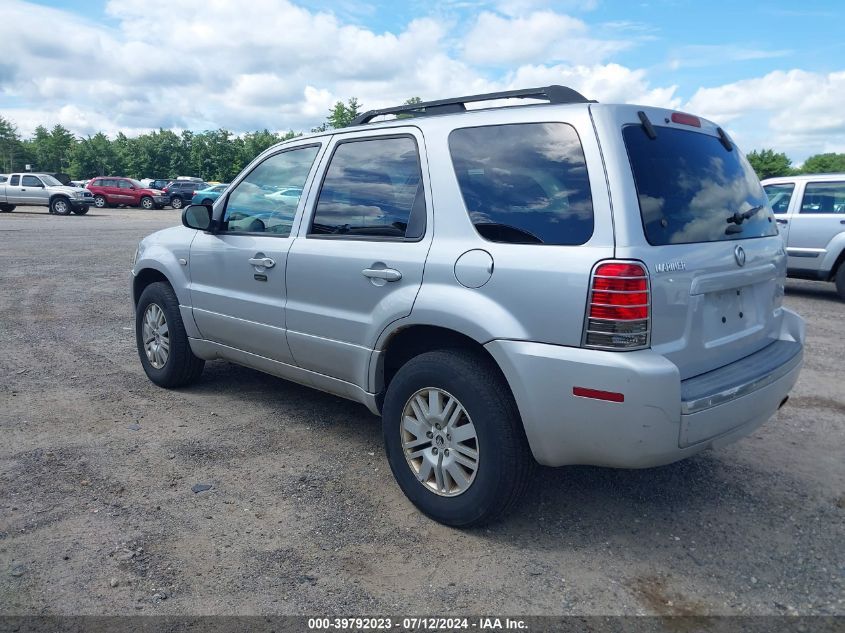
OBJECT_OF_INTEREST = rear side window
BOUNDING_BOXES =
[764,183,794,214]
[800,181,845,214]
[310,136,425,239]
[449,123,594,245]
[10,175,20,186]
[623,125,777,245]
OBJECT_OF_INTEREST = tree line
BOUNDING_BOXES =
[1,99,842,182]
[0,97,371,183]
[745,149,845,180]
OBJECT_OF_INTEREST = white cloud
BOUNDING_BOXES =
[462,11,630,65]
[685,70,845,159]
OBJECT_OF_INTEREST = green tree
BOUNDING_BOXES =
[799,153,845,174]
[745,149,793,180]
[0,116,22,173]
[70,132,123,178]
[326,97,363,129]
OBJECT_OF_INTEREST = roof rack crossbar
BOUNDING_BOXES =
[350,85,594,126]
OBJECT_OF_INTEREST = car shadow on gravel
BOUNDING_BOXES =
[784,281,841,303]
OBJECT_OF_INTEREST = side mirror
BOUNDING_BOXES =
[182,204,213,231]
[129,185,136,190]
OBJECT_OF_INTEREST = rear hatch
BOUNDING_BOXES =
[595,105,785,379]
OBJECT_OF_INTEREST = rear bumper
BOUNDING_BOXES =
[485,308,805,468]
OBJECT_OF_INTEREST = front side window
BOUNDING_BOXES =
[22,175,42,187]
[764,183,795,214]
[118,179,133,189]
[223,145,320,236]
[449,123,594,245]
[800,181,845,214]
[623,125,777,245]
[310,136,425,239]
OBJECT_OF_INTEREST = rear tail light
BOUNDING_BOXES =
[162,187,169,193]
[583,261,650,350]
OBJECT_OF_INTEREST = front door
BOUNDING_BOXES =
[20,175,49,206]
[787,180,845,273]
[188,142,325,364]
[285,129,432,388]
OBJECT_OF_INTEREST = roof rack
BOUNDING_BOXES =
[350,85,594,126]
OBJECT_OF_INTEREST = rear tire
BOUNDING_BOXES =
[135,281,204,388]
[51,197,72,215]
[382,349,533,527]
[835,264,845,301]
[201,198,213,206]
[72,205,90,215]
[0,203,13,212]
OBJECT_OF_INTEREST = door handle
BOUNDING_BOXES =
[362,267,402,282]
[248,257,275,268]
[775,218,788,225]
[840,220,845,225]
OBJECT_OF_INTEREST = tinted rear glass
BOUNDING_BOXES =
[449,123,593,245]
[623,125,777,245]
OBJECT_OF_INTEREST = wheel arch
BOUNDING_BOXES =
[373,324,514,413]
[133,267,171,307]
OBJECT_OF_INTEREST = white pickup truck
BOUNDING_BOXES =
[0,172,94,215]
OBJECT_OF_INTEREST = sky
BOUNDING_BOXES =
[2,0,844,163]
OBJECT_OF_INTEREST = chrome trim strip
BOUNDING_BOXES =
[681,348,803,415]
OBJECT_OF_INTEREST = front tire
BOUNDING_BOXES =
[135,282,204,388]
[93,195,106,208]
[382,349,533,527]
[835,264,845,301]
[140,196,154,210]
[72,205,89,215]
[51,197,72,215]
[170,196,183,209]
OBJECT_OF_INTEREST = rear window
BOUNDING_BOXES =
[623,125,777,245]
[449,123,594,245]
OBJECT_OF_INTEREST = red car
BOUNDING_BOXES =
[86,177,170,210]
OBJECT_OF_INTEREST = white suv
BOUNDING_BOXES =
[762,173,845,299]
[132,86,805,526]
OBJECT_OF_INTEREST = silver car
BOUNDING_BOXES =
[762,173,845,299]
[132,86,805,526]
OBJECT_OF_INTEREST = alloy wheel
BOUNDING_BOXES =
[400,387,479,497]
[142,303,170,369]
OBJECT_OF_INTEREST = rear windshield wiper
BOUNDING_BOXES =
[726,205,764,226]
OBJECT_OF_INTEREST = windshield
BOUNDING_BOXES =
[41,175,62,187]
[129,179,144,188]
[623,125,778,245]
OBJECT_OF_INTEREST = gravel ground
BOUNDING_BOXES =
[0,206,842,616]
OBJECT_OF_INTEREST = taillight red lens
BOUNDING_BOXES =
[584,261,650,350]
[671,112,701,127]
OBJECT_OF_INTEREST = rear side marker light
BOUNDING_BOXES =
[671,112,701,127]
[573,387,624,403]
[584,261,650,350]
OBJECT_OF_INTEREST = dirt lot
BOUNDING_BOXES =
[0,206,842,616]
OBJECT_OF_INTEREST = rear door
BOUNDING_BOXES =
[285,128,432,387]
[599,105,785,379]
[785,180,845,273]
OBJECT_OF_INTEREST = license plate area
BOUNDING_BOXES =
[702,285,762,347]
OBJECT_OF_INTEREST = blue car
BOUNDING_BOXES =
[192,184,229,206]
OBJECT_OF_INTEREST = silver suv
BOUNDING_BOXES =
[132,86,805,526]
[762,173,845,299]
